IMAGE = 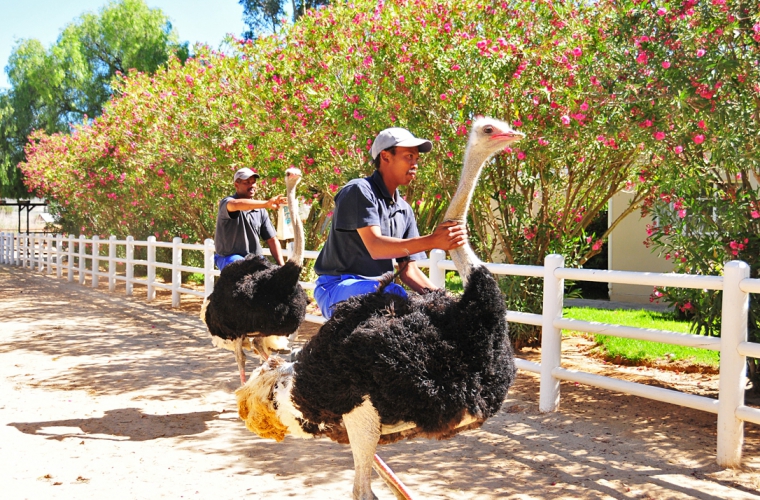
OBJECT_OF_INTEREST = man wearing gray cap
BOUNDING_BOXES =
[213,167,287,271]
[312,127,468,319]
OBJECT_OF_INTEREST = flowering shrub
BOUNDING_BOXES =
[18,1,760,348]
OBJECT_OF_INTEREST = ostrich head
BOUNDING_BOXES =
[284,167,304,266]
[285,167,302,190]
[443,117,525,283]
[443,117,525,225]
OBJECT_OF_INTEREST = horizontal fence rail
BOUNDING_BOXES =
[1,232,758,468]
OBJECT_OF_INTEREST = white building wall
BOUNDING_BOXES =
[608,191,674,304]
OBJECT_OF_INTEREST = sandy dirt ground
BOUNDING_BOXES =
[1,264,759,500]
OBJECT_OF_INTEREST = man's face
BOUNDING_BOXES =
[235,176,256,198]
[382,146,421,186]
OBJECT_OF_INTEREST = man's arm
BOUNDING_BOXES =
[266,237,285,266]
[356,221,467,260]
[398,261,437,293]
[226,195,286,212]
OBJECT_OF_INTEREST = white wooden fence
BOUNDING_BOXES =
[1,231,758,467]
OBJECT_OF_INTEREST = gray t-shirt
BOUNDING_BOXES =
[214,196,277,257]
[314,170,426,278]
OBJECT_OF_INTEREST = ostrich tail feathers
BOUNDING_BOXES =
[376,271,396,293]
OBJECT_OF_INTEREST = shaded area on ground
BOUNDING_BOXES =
[1,264,759,500]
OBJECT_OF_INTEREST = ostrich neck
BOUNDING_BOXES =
[443,147,491,223]
[442,147,492,278]
[286,183,304,267]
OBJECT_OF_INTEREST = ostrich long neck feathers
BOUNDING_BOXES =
[285,168,304,267]
[442,118,524,285]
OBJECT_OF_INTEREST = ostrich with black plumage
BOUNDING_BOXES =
[236,117,524,500]
[201,168,308,384]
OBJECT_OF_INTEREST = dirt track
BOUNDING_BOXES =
[1,264,759,499]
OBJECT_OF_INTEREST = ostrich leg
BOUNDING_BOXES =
[343,399,382,500]
[234,336,247,385]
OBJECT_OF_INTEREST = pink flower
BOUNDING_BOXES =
[398,75,405,83]
[320,99,331,109]
[435,194,442,200]
[450,64,460,71]
[440,93,447,100]
[696,49,706,58]
[693,134,705,144]
[560,115,571,126]
[513,119,523,127]
[654,131,665,141]
[579,102,589,111]
[697,120,706,129]
[353,109,364,120]
[678,209,687,218]
[662,61,671,69]
[572,47,582,57]
[752,211,760,219]
[538,138,549,146]
[674,145,684,154]
[592,240,602,251]
[333,167,341,174]
[636,52,648,65]
[517,151,526,160]
[329,184,338,193]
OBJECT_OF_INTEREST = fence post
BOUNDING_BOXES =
[44,235,51,274]
[428,249,446,289]
[13,233,18,266]
[91,235,100,288]
[126,235,134,296]
[147,236,156,302]
[716,260,750,467]
[78,235,86,285]
[55,234,62,278]
[204,238,215,298]
[19,234,24,267]
[67,235,74,282]
[0,232,5,264]
[540,253,565,413]
[172,236,182,308]
[108,235,116,291]
[33,235,39,271]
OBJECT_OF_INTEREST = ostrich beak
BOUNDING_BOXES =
[493,131,525,143]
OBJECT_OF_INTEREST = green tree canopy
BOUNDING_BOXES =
[0,0,188,198]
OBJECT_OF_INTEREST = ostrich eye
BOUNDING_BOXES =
[483,126,493,134]
[273,400,279,410]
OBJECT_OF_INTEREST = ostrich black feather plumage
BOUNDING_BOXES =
[204,255,308,339]
[292,265,514,439]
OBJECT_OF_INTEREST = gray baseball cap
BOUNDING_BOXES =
[370,127,433,160]
[233,167,260,182]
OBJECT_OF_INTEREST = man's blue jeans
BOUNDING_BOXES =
[314,274,407,319]
[214,253,244,271]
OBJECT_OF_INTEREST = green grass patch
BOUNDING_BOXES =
[562,307,720,367]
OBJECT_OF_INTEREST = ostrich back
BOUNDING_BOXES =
[204,255,308,340]
[292,266,515,436]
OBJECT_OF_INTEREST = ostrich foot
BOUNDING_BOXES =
[343,399,381,500]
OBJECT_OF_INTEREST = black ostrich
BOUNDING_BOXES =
[236,118,524,500]
[202,168,308,384]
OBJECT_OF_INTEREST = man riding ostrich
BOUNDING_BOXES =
[236,117,524,499]
[202,168,308,384]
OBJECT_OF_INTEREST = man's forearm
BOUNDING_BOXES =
[267,238,285,265]
[400,262,437,293]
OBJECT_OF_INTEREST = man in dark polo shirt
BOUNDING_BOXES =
[213,167,287,271]
[313,127,468,318]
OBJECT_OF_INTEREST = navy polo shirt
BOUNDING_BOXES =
[314,170,426,279]
[214,195,277,257]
